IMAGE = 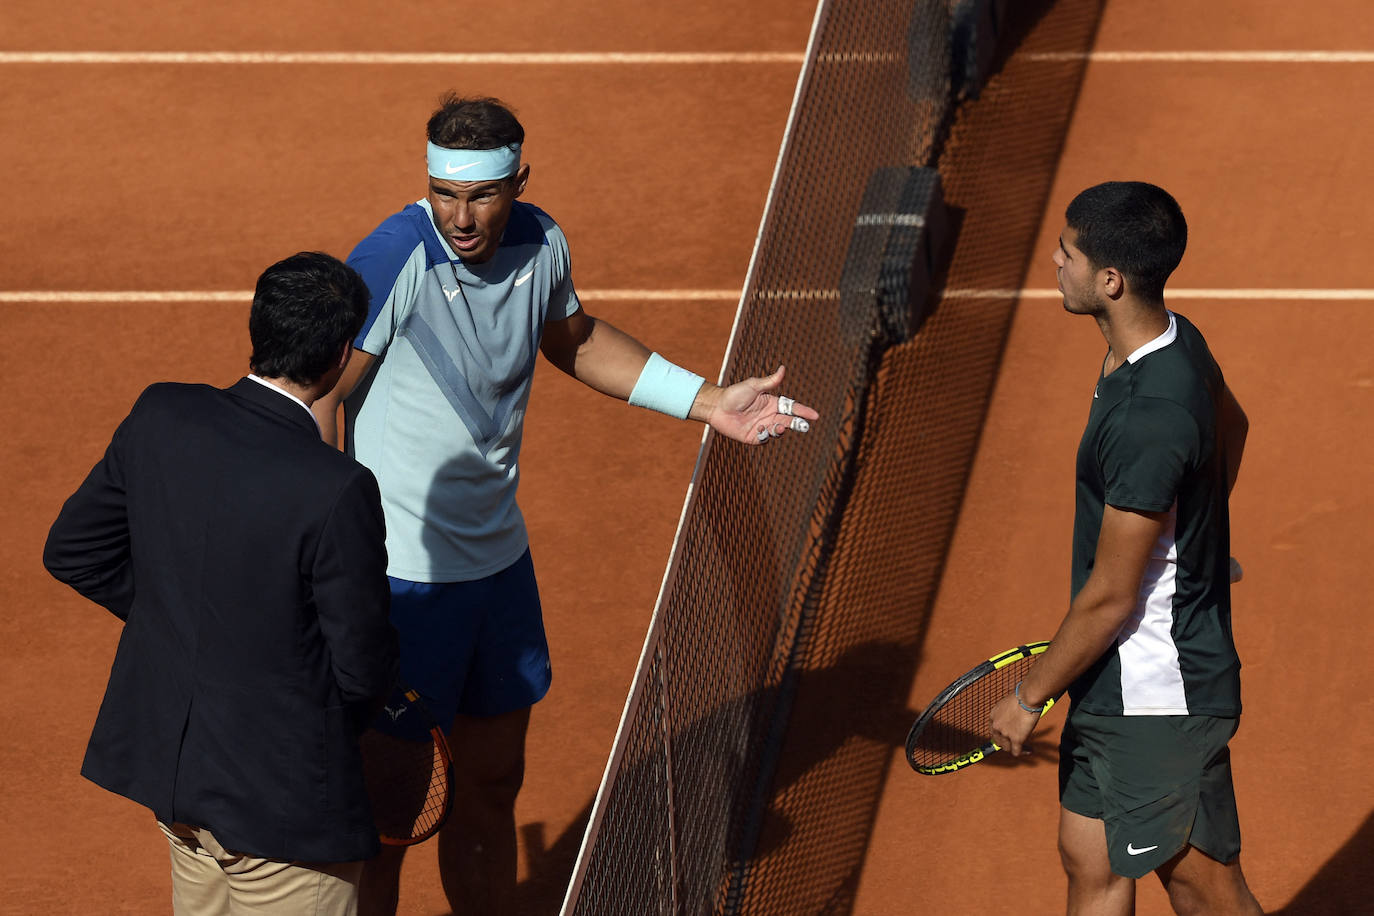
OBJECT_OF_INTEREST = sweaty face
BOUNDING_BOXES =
[426,165,529,264]
[1052,225,1103,315]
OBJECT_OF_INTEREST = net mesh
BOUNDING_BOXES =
[563,1,1104,912]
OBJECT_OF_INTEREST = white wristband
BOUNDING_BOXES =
[628,352,706,419]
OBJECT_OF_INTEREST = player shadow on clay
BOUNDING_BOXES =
[504,640,1058,915]
[1269,808,1374,915]
[507,642,923,914]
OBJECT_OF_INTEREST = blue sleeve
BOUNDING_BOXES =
[532,209,580,321]
[346,213,429,355]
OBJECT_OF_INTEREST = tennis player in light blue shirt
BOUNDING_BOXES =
[311,94,818,916]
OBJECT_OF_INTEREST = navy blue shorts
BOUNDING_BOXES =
[375,549,552,739]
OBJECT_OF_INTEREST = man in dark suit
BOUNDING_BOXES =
[44,251,399,915]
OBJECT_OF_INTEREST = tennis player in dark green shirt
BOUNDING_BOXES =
[989,182,1261,915]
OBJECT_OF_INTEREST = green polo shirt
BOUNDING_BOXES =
[1069,311,1242,717]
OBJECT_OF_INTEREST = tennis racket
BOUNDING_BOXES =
[905,641,1055,775]
[359,687,453,845]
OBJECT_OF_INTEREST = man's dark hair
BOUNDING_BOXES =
[427,94,525,151]
[1065,181,1187,301]
[248,252,370,384]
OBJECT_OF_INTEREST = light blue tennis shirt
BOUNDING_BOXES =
[344,198,580,582]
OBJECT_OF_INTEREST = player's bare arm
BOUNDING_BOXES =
[540,307,819,445]
[311,348,377,448]
[539,307,651,396]
[988,505,1168,755]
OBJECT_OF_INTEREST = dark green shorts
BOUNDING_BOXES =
[1058,706,1242,879]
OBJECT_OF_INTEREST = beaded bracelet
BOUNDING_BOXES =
[1015,680,1046,714]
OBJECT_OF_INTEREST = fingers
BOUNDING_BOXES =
[775,397,812,433]
[754,418,809,443]
[774,393,820,422]
[990,727,1024,757]
[753,416,811,443]
[988,716,1019,756]
[721,365,820,445]
[989,696,1035,757]
[750,388,815,443]
[753,365,786,394]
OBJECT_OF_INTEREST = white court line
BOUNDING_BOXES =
[0,291,255,303]
[6,288,1374,304]
[1,50,1363,66]
[1022,51,1374,63]
[0,51,803,65]
[579,289,740,301]
[947,288,1374,300]
[0,289,743,304]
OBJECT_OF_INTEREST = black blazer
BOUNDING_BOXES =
[44,378,398,863]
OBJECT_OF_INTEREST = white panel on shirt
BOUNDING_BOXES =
[1116,500,1189,714]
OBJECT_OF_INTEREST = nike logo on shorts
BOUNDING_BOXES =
[1126,843,1159,856]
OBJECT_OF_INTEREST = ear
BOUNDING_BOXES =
[1100,266,1126,301]
[512,163,531,198]
[337,344,353,370]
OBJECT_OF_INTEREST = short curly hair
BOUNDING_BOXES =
[426,94,525,150]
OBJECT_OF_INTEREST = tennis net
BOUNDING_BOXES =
[562,1,1104,912]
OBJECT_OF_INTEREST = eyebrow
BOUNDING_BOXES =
[429,178,507,195]
[1058,235,1070,257]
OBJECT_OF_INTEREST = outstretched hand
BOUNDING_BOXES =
[703,366,820,446]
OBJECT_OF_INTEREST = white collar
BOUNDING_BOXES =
[1125,310,1178,364]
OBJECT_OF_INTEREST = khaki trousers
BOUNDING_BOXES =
[158,822,363,915]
